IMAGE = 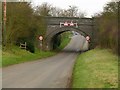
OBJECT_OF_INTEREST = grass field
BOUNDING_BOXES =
[72,48,118,88]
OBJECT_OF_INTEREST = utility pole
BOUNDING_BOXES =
[3,0,6,46]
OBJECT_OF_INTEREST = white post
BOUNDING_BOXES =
[60,22,61,27]
[74,23,78,28]
[40,40,42,51]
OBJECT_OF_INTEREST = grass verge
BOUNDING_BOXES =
[57,37,71,50]
[1,46,55,67]
[72,48,118,88]
[55,32,72,51]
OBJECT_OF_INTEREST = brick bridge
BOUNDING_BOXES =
[44,17,98,50]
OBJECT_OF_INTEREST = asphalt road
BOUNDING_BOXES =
[2,34,88,88]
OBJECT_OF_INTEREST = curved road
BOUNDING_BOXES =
[2,35,88,88]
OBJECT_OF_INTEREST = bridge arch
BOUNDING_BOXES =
[45,26,90,50]
[43,16,98,51]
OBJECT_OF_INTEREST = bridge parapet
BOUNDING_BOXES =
[45,17,93,26]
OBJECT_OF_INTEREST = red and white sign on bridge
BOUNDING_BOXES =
[60,21,78,28]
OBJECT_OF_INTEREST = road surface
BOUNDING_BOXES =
[2,35,88,88]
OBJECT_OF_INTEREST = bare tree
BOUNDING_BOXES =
[49,7,63,17]
[67,5,78,17]
[35,3,87,17]
[35,2,52,16]
[77,11,87,18]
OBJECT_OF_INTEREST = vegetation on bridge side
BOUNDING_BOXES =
[72,48,118,88]
[94,1,119,55]
[54,32,72,51]
[3,2,47,53]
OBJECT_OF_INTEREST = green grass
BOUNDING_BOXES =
[1,46,55,67]
[57,37,71,50]
[56,32,71,51]
[72,48,118,88]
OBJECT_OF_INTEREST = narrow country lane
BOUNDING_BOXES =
[2,35,87,88]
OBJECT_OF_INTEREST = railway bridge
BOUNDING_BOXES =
[44,17,98,50]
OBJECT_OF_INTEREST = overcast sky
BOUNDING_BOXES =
[31,0,111,17]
